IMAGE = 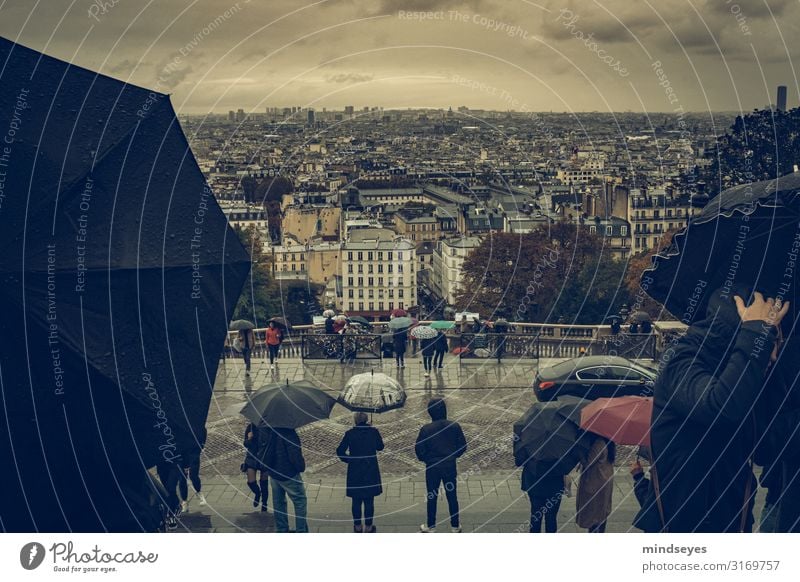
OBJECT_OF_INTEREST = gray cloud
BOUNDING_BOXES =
[326,72,375,84]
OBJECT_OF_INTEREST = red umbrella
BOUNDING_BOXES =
[579,396,653,446]
[390,308,407,317]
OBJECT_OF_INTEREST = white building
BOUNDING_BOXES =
[431,236,483,306]
[340,229,416,317]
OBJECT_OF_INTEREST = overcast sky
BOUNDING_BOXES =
[1,0,798,114]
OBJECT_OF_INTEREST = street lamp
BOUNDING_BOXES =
[618,303,630,321]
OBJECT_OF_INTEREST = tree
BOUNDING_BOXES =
[623,231,677,319]
[454,222,608,323]
[705,107,800,196]
[551,259,632,324]
[231,226,281,325]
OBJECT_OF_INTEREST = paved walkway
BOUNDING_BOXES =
[178,356,766,533]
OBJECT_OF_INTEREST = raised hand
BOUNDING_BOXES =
[733,292,790,328]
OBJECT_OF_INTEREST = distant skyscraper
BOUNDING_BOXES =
[235,108,245,122]
[228,110,235,122]
[344,105,354,116]
[307,109,315,126]
[777,85,788,112]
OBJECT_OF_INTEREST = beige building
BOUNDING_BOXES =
[626,188,700,252]
[282,205,341,244]
[431,236,483,306]
[307,241,341,286]
[393,210,441,242]
[269,237,308,282]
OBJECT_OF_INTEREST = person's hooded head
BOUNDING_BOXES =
[427,397,447,421]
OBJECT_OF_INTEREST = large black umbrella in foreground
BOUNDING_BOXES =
[643,173,800,325]
[513,396,590,474]
[241,381,336,428]
[0,37,250,531]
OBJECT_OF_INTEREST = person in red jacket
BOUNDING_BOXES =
[265,321,283,370]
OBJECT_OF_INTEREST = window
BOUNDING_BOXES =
[606,226,612,236]
[576,367,608,381]
[388,264,393,273]
[398,264,404,273]
[358,264,363,274]
[300,253,305,261]
[369,302,374,311]
[358,289,364,298]
[379,302,385,311]
[291,254,296,262]
[378,289,384,298]
[378,277,384,286]
[368,264,374,274]
[368,252,373,261]
[398,252,403,260]
[378,252,383,260]
[388,252,393,261]
[368,277,374,286]
[398,278,404,287]
[389,289,394,298]
[368,290,374,299]
[348,290,354,298]
[282,264,287,271]
[357,277,364,287]
[398,289,404,298]
[347,277,353,286]
[388,302,394,310]
[589,226,596,234]
[358,302,364,311]
[349,302,354,310]
[620,226,627,236]
[358,252,363,261]
[347,264,353,274]
[378,264,383,273]
[348,252,353,261]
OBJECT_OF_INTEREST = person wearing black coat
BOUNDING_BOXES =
[336,412,385,532]
[514,452,566,533]
[325,316,335,334]
[415,398,467,532]
[420,336,436,377]
[650,286,788,532]
[393,329,408,367]
[258,426,308,533]
[178,426,207,512]
[433,331,448,369]
[243,423,269,511]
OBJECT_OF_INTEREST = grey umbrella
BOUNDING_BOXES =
[230,319,256,331]
[388,316,413,330]
[338,371,406,413]
[241,380,337,428]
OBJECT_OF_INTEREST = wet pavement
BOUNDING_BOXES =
[175,355,767,533]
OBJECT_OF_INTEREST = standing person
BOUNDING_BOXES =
[393,328,408,368]
[324,314,335,334]
[433,330,447,369]
[651,287,788,532]
[179,427,207,513]
[514,453,566,533]
[239,327,255,376]
[336,412,385,533]
[243,423,269,512]
[576,435,615,533]
[156,457,184,530]
[415,398,467,532]
[265,321,283,370]
[494,320,508,363]
[420,335,436,378]
[260,425,309,533]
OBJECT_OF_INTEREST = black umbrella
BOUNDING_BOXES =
[513,396,590,473]
[643,173,800,325]
[0,38,250,531]
[241,380,336,428]
[348,315,372,327]
[630,311,651,324]
[230,319,256,331]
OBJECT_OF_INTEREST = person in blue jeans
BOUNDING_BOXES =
[259,426,308,533]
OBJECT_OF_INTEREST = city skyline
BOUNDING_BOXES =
[1,0,798,114]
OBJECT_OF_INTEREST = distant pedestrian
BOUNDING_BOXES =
[260,426,308,533]
[336,412,385,533]
[179,426,207,513]
[325,315,335,334]
[433,330,447,369]
[415,398,467,532]
[265,321,282,370]
[576,435,615,533]
[238,328,255,376]
[494,320,508,363]
[420,336,436,377]
[393,329,408,368]
[242,423,269,512]
[333,317,346,334]
[514,454,566,533]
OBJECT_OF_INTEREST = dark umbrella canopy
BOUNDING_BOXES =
[241,381,336,428]
[513,396,590,473]
[0,38,250,531]
[348,316,372,327]
[269,316,290,330]
[643,173,800,325]
[230,319,255,331]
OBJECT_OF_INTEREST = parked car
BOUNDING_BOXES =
[533,356,657,402]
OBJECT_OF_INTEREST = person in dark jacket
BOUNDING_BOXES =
[514,451,566,533]
[420,336,436,377]
[415,398,468,532]
[650,286,788,532]
[336,412,385,532]
[433,330,448,369]
[325,315,335,334]
[243,423,269,511]
[259,426,308,532]
[393,329,408,368]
